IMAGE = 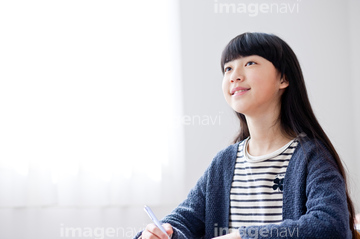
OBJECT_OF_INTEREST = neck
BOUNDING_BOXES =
[245,114,293,156]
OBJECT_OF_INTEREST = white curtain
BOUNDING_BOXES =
[0,0,184,207]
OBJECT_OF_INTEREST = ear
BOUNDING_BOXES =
[279,75,289,90]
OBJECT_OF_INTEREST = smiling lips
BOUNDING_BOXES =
[231,86,250,96]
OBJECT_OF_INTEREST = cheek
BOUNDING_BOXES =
[251,71,279,91]
[221,79,232,104]
[254,80,281,101]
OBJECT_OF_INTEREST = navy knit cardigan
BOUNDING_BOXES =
[135,137,351,239]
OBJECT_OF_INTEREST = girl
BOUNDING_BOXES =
[136,32,356,239]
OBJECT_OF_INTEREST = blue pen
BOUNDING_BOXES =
[144,205,171,239]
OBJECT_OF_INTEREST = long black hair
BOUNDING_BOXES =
[220,32,356,237]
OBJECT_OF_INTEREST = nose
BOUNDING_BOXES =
[230,77,243,83]
[230,70,244,83]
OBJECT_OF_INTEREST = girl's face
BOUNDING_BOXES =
[222,55,288,117]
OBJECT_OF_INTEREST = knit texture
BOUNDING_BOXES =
[134,137,351,239]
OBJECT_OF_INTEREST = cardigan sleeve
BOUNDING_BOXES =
[132,142,238,239]
[238,140,352,239]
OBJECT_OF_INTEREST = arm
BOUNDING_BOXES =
[133,142,239,239]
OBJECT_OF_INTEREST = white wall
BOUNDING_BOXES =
[0,1,359,239]
[348,0,360,209]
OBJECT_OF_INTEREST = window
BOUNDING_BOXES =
[0,0,184,207]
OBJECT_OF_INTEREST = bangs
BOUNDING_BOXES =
[221,32,285,75]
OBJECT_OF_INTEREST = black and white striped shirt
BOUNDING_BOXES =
[229,137,299,230]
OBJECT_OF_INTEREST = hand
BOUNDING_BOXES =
[141,223,173,239]
[212,230,241,239]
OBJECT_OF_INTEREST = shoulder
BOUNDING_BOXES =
[215,141,241,159]
[205,140,242,174]
[289,136,341,177]
[211,141,242,164]
[294,136,326,155]
[293,136,337,164]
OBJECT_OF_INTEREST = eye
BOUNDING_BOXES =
[224,66,232,72]
[245,61,256,66]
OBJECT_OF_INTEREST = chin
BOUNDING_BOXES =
[231,105,248,114]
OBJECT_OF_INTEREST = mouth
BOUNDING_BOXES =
[231,87,250,95]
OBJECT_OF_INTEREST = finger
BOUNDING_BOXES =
[162,223,173,236]
[142,229,161,239]
[142,229,162,239]
[143,223,167,239]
